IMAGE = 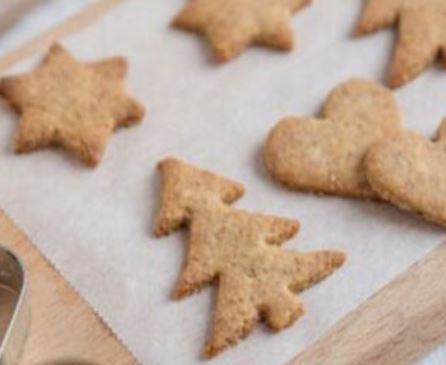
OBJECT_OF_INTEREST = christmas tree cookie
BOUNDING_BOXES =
[154,157,346,357]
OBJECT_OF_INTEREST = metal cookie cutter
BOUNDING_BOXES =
[0,246,29,365]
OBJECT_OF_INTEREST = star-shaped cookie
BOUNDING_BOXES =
[357,0,446,87]
[0,43,145,166]
[173,0,311,62]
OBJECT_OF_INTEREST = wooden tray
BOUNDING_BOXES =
[0,210,138,365]
[0,1,445,364]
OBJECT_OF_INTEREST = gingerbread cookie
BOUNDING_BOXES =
[365,119,446,227]
[264,79,401,198]
[0,43,145,166]
[173,0,311,62]
[155,157,346,357]
[357,0,446,87]
[180,206,345,358]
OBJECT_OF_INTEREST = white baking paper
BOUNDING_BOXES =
[0,1,445,364]
[0,0,94,55]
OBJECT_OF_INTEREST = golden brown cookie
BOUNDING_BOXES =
[357,0,446,87]
[365,118,446,227]
[264,79,401,198]
[179,206,345,358]
[154,157,245,237]
[0,43,145,166]
[154,157,346,357]
[173,0,311,62]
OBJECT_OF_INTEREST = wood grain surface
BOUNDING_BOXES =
[0,0,125,73]
[289,242,446,365]
[0,210,138,364]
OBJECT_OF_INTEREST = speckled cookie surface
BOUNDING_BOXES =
[357,0,446,87]
[155,157,346,357]
[180,206,345,358]
[0,43,145,166]
[365,119,446,227]
[173,0,311,62]
[264,79,401,198]
[154,157,245,237]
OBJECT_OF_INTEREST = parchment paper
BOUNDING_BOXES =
[0,0,94,55]
[0,1,445,364]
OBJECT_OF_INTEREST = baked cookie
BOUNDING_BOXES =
[173,0,311,62]
[0,43,145,166]
[264,79,401,198]
[154,157,245,237]
[179,206,345,358]
[365,118,446,227]
[155,157,346,357]
[357,0,446,87]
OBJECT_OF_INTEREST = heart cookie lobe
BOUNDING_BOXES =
[264,79,401,198]
[365,119,446,227]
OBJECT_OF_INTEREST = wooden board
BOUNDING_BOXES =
[289,242,446,365]
[0,1,446,365]
[0,210,138,365]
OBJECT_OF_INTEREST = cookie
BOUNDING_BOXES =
[173,0,311,62]
[0,43,145,166]
[154,157,245,237]
[264,79,401,198]
[357,0,446,87]
[365,118,446,227]
[155,157,346,357]
[180,206,345,358]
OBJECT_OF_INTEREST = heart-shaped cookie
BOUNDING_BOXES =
[263,79,401,198]
[365,119,446,226]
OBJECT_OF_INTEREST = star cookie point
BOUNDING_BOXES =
[173,0,312,62]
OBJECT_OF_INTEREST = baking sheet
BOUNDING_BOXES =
[0,0,445,364]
